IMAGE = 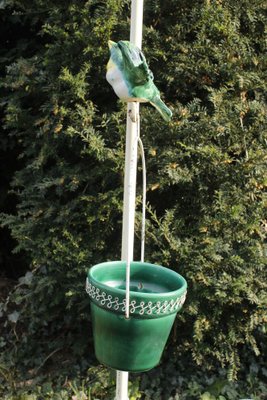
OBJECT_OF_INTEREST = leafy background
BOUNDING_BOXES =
[0,0,266,398]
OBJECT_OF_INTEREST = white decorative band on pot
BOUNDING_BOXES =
[86,278,187,317]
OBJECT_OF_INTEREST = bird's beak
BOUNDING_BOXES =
[108,40,116,50]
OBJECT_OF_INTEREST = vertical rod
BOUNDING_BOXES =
[115,1,144,400]
[129,0,144,48]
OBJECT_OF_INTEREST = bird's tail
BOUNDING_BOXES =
[150,96,172,122]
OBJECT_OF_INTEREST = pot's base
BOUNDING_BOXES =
[91,303,176,373]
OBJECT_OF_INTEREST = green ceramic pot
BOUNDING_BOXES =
[86,261,187,372]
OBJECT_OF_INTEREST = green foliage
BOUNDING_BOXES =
[0,0,266,391]
[0,365,114,399]
[139,355,267,399]
[1,360,266,399]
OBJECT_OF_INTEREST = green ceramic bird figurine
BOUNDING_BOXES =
[106,40,172,122]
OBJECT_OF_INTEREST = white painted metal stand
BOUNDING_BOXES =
[115,1,144,399]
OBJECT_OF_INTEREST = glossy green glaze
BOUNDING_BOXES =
[87,261,187,372]
[91,302,177,372]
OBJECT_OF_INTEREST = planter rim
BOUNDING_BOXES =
[86,261,187,318]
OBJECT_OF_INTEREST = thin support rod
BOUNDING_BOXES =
[123,103,140,319]
[138,137,146,263]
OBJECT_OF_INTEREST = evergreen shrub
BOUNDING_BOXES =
[0,0,266,380]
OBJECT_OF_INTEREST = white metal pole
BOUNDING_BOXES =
[115,1,144,400]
